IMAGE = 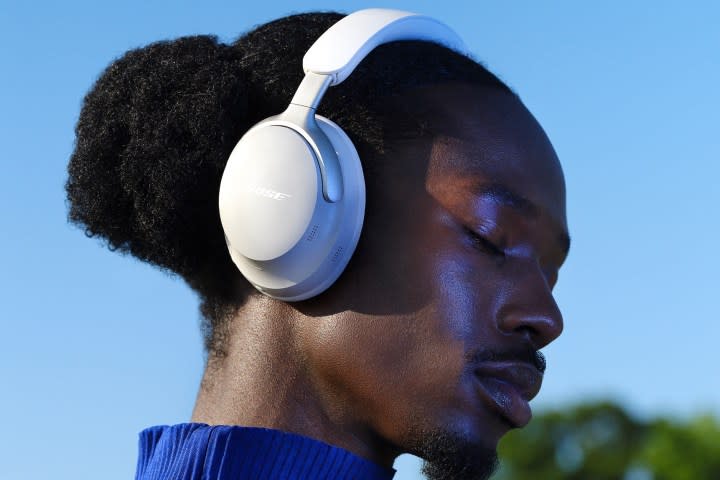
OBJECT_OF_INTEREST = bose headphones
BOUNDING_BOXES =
[218,8,465,301]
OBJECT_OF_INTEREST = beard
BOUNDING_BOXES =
[410,429,500,480]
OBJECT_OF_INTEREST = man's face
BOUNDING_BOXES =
[296,85,568,479]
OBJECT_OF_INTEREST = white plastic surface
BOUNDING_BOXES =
[220,115,365,301]
[303,8,465,85]
[219,125,318,261]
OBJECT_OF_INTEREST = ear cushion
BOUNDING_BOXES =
[218,115,365,301]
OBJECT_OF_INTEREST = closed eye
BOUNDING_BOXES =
[463,226,505,258]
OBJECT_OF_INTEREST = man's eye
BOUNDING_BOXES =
[464,226,505,257]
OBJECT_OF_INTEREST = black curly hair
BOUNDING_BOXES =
[66,12,513,359]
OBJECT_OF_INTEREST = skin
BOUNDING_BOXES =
[192,84,569,474]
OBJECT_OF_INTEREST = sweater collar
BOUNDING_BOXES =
[136,423,395,480]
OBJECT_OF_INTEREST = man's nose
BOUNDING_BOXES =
[496,261,564,350]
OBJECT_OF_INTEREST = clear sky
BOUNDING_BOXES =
[1,1,718,479]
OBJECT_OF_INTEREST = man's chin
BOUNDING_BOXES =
[416,431,499,480]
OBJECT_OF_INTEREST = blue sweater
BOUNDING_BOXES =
[135,423,395,480]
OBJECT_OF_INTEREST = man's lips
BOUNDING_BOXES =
[473,361,543,428]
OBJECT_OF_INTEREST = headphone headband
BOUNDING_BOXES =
[303,9,465,86]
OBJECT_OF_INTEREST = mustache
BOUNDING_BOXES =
[466,348,546,374]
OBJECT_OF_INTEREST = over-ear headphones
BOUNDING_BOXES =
[218,9,464,301]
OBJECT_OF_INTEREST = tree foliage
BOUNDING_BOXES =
[495,400,720,480]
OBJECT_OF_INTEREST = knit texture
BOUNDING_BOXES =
[135,423,395,479]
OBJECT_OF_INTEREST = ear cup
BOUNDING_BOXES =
[218,115,365,301]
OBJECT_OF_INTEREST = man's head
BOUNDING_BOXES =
[292,84,567,480]
[67,12,568,480]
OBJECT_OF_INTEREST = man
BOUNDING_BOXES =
[67,11,568,480]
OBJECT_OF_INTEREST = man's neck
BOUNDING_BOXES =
[190,296,398,469]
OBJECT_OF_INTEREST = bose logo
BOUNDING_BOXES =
[251,186,292,201]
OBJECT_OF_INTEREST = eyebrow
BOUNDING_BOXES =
[472,182,571,257]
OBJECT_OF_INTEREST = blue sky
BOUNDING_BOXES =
[1,1,718,479]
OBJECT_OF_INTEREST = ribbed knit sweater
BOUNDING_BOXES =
[135,423,396,480]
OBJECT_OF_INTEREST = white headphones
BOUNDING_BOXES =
[218,9,464,301]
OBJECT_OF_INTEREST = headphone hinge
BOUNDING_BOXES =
[289,72,332,110]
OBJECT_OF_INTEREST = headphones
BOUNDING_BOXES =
[218,9,464,301]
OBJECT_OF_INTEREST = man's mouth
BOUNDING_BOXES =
[473,360,543,428]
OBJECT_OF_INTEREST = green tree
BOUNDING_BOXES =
[495,401,720,480]
[639,415,720,480]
